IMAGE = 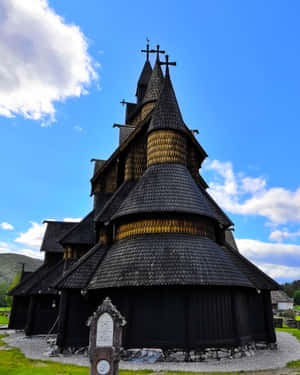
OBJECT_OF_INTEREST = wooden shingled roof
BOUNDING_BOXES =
[112,163,218,221]
[87,234,252,289]
[95,180,136,223]
[60,211,96,246]
[41,221,77,253]
[55,243,107,290]
[222,244,279,290]
[148,63,187,135]
[142,56,164,105]
[9,262,58,296]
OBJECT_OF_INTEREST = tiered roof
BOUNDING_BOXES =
[26,46,279,296]
[112,163,217,220]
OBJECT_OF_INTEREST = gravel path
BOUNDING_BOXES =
[2,330,300,372]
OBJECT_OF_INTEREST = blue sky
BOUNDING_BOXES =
[0,0,300,282]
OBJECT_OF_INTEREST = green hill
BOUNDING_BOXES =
[0,253,43,285]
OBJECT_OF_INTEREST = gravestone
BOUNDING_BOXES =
[88,297,126,375]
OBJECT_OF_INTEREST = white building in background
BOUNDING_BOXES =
[271,290,294,312]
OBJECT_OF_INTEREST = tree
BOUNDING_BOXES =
[5,272,21,307]
[294,290,300,306]
[0,283,9,307]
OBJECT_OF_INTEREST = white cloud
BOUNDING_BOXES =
[236,238,300,259]
[269,229,300,242]
[0,0,98,122]
[73,125,83,132]
[0,241,11,253]
[203,159,300,225]
[256,262,300,281]
[0,222,14,230]
[15,221,46,249]
[0,240,43,260]
[15,248,43,260]
[63,218,82,222]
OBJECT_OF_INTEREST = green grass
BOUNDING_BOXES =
[0,307,11,311]
[276,328,300,368]
[0,314,8,324]
[1,329,300,375]
[0,334,250,375]
[0,334,158,375]
[294,305,300,310]
[0,334,90,375]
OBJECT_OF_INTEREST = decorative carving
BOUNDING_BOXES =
[147,130,186,166]
[116,218,215,241]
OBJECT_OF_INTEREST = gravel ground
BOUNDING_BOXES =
[2,330,300,372]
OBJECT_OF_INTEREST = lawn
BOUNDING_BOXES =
[294,306,300,310]
[0,307,11,311]
[0,314,9,325]
[0,331,300,375]
[0,334,261,375]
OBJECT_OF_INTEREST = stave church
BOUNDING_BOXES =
[9,43,279,353]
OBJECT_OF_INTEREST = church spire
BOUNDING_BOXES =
[136,41,152,103]
[148,55,187,135]
[142,52,164,106]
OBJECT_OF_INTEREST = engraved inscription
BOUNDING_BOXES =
[96,313,114,347]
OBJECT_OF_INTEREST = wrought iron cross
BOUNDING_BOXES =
[120,99,127,106]
[160,55,176,71]
[150,44,165,58]
[141,38,151,61]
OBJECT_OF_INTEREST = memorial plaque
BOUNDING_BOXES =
[97,313,114,347]
[88,297,126,375]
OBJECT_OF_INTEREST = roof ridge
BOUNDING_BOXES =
[84,245,109,289]
[95,180,136,223]
[222,244,279,290]
[8,263,48,295]
[59,210,94,244]
[54,243,103,289]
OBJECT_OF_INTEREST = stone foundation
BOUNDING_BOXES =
[120,342,277,363]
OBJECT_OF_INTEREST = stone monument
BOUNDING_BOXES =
[88,297,126,375]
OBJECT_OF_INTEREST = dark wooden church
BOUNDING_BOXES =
[9,44,279,352]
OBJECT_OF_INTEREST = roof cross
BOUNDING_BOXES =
[160,55,176,73]
[120,99,127,106]
[141,38,151,61]
[150,44,165,59]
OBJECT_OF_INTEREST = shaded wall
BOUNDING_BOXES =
[59,286,275,349]
[57,289,94,348]
[8,296,29,330]
[25,295,60,335]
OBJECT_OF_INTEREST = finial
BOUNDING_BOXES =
[141,38,151,61]
[120,99,127,106]
[160,54,176,75]
[150,44,165,60]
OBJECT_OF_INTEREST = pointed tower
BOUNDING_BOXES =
[135,42,152,103]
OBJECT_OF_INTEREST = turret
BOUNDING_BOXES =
[147,55,187,167]
[135,42,152,103]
